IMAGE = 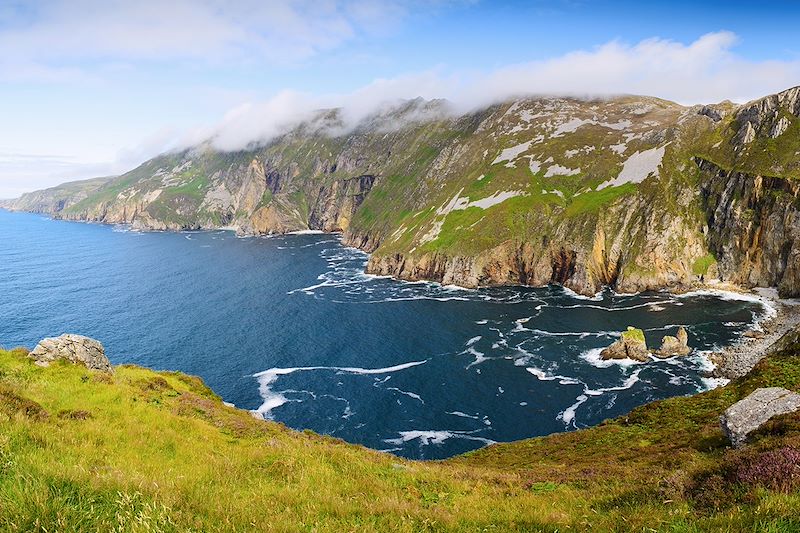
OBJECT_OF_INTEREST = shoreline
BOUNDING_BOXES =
[707,287,800,379]
[6,209,794,303]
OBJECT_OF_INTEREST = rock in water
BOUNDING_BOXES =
[601,327,649,362]
[29,334,113,373]
[720,387,800,447]
[654,327,691,358]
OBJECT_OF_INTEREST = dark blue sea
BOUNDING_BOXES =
[0,210,769,459]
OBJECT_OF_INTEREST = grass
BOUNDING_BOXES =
[2,327,800,531]
[692,253,717,277]
[621,326,645,343]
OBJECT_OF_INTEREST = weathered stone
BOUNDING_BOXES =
[601,327,649,362]
[654,326,691,358]
[698,157,800,299]
[720,387,800,447]
[29,334,113,373]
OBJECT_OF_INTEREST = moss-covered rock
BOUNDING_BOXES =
[601,326,649,362]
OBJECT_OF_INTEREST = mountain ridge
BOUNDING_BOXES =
[4,87,800,296]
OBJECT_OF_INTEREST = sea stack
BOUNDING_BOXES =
[654,327,691,358]
[600,327,649,362]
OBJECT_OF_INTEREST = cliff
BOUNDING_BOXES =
[2,327,800,531]
[5,88,800,296]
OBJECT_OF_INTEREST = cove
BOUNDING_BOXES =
[0,210,767,459]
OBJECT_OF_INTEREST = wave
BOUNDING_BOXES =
[386,387,425,403]
[579,347,645,369]
[384,429,495,447]
[525,367,584,387]
[447,411,481,420]
[676,288,776,320]
[252,360,428,418]
[553,301,668,312]
[558,394,589,426]
[540,367,643,428]
[560,286,603,301]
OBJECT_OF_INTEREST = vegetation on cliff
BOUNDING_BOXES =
[4,88,800,296]
[2,327,800,532]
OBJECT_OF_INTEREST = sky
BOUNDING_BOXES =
[1,0,799,198]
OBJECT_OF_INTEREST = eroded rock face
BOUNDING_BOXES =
[654,327,691,358]
[720,387,800,447]
[733,86,800,146]
[699,158,800,297]
[29,334,113,373]
[601,327,649,362]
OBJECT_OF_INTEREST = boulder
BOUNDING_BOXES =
[601,327,649,362]
[743,329,766,340]
[29,334,113,373]
[654,327,691,358]
[720,387,800,447]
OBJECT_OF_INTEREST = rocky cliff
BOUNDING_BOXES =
[4,88,800,295]
[699,158,800,297]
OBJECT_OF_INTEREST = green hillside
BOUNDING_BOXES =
[2,328,800,532]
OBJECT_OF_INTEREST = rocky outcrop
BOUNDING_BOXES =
[720,387,800,447]
[654,327,691,358]
[698,158,800,297]
[733,86,800,147]
[29,334,113,373]
[600,327,649,362]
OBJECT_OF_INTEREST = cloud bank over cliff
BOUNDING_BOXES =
[2,0,800,197]
[191,31,800,152]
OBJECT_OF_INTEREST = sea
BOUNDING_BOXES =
[0,209,770,459]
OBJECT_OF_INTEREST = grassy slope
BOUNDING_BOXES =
[3,177,113,211]
[2,332,800,532]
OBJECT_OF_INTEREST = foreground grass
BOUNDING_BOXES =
[1,332,800,532]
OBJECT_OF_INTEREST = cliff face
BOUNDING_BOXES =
[5,88,800,295]
[699,158,800,297]
[362,185,708,296]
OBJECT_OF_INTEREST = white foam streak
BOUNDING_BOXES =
[384,430,495,447]
[387,387,424,403]
[676,289,777,321]
[252,360,427,418]
[579,347,645,368]
[560,286,603,301]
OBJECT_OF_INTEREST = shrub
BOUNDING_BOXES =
[731,446,800,493]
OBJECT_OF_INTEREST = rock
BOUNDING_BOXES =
[654,327,691,358]
[29,334,113,373]
[720,387,800,447]
[743,330,766,340]
[770,116,791,138]
[601,327,649,362]
[698,157,800,298]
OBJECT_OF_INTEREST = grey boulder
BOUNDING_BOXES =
[29,334,113,373]
[720,387,800,447]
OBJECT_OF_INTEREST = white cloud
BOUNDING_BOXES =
[3,30,800,197]
[462,31,799,105]
[187,31,800,152]
[0,0,444,82]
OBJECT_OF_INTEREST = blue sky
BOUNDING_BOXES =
[1,0,799,198]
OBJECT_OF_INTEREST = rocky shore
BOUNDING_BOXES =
[710,288,800,379]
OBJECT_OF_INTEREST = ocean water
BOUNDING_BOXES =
[0,210,769,459]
